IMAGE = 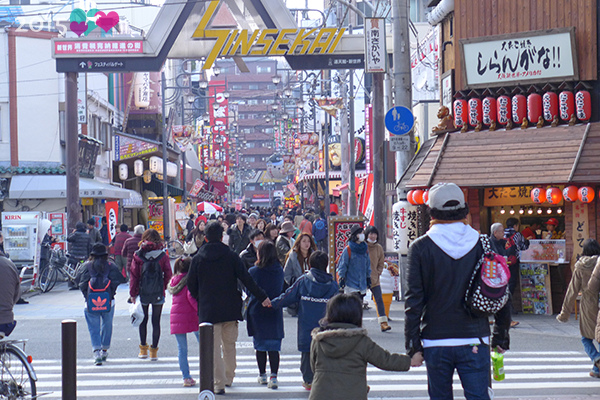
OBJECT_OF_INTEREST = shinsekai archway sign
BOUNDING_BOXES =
[52,0,388,73]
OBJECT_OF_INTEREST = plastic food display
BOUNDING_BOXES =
[520,240,566,263]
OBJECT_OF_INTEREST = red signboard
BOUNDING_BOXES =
[208,81,229,183]
[189,179,207,197]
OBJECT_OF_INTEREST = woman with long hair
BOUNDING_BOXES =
[256,219,267,233]
[168,257,199,386]
[79,244,125,365]
[247,241,284,389]
[264,223,279,243]
[284,233,317,287]
[129,229,173,361]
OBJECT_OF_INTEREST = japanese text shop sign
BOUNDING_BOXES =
[365,18,386,73]
[393,201,418,255]
[571,203,589,266]
[461,28,578,89]
[54,40,143,54]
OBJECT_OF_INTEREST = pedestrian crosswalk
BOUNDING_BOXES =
[32,351,600,399]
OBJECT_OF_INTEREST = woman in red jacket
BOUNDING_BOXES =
[129,229,172,361]
[168,257,199,387]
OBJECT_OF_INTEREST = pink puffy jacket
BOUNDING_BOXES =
[169,273,199,335]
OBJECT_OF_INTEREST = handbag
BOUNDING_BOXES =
[465,235,511,316]
[183,240,198,255]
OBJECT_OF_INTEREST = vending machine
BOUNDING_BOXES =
[2,211,42,266]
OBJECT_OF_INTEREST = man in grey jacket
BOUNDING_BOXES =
[0,254,20,337]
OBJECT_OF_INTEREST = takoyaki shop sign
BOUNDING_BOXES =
[460,28,578,89]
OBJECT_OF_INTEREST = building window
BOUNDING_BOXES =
[248,99,259,105]
[256,66,272,74]
[264,128,274,134]
[263,99,275,104]
[231,84,243,90]
[248,84,259,90]
[245,157,256,162]
[246,142,255,148]
[101,122,112,151]
[246,185,256,191]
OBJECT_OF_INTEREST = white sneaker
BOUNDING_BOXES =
[268,375,278,389]
[257,374,268,385]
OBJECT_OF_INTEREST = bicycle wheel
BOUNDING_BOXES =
[38,267,57,293]
[0,345,36,400]
[167,240,184,259]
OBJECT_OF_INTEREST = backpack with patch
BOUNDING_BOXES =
[465,235,511,316]
[139,252,166,304]
[313,218,328,242]
[87,263,112,314]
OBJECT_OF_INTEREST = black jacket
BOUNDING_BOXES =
[404,235,509,356]
[67,227,92,260]
[78,260,125,300]
[187,241,267,324]
[239,243,258,270]
[228,224,251,254]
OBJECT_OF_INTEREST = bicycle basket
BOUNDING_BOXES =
[50,250,67,268]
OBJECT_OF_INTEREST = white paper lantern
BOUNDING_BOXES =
[166,162,178,178]
[393,201,419,255]
[149,156,163,174]
[118,163,128,180]
[134,160,144,176]
[134,72,150,108]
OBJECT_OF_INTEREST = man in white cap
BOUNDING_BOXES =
[276,221,295,265]
[404,182,509,399]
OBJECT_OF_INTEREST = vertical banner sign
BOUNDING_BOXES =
[393,201,418,255]
[77,73,87,124]
[365,104,373,173]
[208,81,229,183]
[105,201,119,244]
[365,18,386,73]
[571,203,589,266]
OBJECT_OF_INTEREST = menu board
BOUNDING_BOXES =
[520,263,552,315]
[520,240,566,263]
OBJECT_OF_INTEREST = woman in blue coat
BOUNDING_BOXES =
[247,240,284,389]
[336,225,371,296]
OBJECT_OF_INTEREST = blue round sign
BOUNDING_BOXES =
[385,106,414,135]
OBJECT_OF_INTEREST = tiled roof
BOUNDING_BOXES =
[0,166,66,175]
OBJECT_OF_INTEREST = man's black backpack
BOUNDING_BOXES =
[87,263,112,314]
[139,252,166,304]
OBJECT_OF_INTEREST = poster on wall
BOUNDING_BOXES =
[520,263,552,315]
[105,201,119,243]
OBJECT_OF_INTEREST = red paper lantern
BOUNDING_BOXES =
[468,98,483,127]
[578,186,595,203]
[512,94,527,124]
[453,99,468,128]
[482,97,497,126]
[527,93,542,124]
[543,92,558,122]
[546,187,562,205]
[531,187,547,204]
[562,186,579,202]
[412,189,425,205]
[559,91,575,122]
[407,190,416,205]
[422,190,429,205]
[576,90,592,121]
[497,95,511,125]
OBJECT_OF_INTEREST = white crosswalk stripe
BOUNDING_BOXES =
[32,351,600,399]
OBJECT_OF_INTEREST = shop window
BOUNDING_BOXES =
[256,66,272,74]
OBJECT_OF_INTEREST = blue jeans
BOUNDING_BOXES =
[84,302,115,351]
[424,345,490,400]
[371,285,387,318]
[581,337,600,373]
[175,331,200,379]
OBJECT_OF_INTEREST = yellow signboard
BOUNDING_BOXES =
[483,186,564,207]
[193,1,346,69]
[81,198,93,206]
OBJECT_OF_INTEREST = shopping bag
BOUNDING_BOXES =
[129,299,144,327]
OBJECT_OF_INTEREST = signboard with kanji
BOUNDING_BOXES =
[365,18,386,73]
[328,215,366,278]
[393,201,418,255]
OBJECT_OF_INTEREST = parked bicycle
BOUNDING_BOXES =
[166,239,184,259]
[38,248,86,293]
[0,336,37,400]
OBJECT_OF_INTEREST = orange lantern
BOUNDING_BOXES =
[546,187,562,205]
[422,190,429,205]
[530,187,547,204]
[412,189,425,205]
[562,186,578,202]
[407,190,416,205]
[578,186,595,203]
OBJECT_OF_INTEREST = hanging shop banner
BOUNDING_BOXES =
[208,81,229,182]
[105,201,119,243]
[411,26,439,102]
[365,104,373,174]
[189,179,207,198]
[483,186,536,207]
[461,28,578,89]
[572,203,589,266]
[316,98,343,118]
[392,201,418,255]
[114,134,158,161]
[77,74,87,124]
[364,18,386,73]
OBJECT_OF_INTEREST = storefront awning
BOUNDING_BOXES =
[398,123,596,188]
[9,175,137,199]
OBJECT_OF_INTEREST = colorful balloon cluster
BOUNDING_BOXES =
[531,186,595,204]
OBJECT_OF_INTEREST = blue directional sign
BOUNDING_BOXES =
[385,106,414,135]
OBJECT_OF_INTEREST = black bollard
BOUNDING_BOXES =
[199,323,214,395]
[61,319,77,400]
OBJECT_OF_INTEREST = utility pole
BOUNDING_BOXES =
[339,69,350,214]
[348,25,357,216]
[392,0,413,190]
[65,72,80,232]
[372,73,385,243]
[161,72,171,242]
[181,96,187,203]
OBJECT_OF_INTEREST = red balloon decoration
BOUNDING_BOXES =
[559,91,575,122]
[546,187,562,205]
[578,186,595,203]
[543,92,558,122]
[576,90,592,121]
[422,190,429,205]
[468,98,483,127]
[527,93,542,124]
[563,186,578,202]
[497,95,511,125]
[412,189,425,205]
[407,190,416,205]
[454,99,468,128]
[530,187,547,204]
[512,94,527,124]
[482,97,497,126]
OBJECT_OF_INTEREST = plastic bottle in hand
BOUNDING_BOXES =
[491,350,505,381]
